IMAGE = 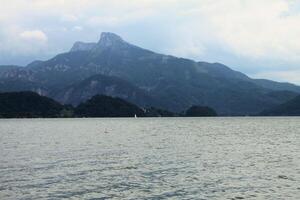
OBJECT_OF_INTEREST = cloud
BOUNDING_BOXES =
[0,26,49,64]
[87,16,122,27]
[72,26,83,31]
[86,9,155,27]
[20,30,48,42]
[192,0,300,62]
[61,14,78,22]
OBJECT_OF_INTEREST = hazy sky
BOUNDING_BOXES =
[1,0,300,84]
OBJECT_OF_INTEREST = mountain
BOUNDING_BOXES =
[75,95,145,117]
[260,95,300,116]
[54,74,159,107]
[0,32,299,115]
[0,92,67,118]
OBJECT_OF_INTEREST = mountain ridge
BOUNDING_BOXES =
[0,32,299,115]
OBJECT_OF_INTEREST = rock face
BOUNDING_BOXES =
[97,32,125,47]
[0,32,300,115]
[70,42,96,52]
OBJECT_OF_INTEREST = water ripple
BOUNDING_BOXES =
[0,117,299,199]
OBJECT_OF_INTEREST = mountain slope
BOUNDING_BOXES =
[252,79,300,93]
[54,74,159,107]
[260,95,300,116]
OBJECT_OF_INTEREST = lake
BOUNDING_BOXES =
[0,118,299,199]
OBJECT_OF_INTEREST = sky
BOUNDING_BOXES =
[1,0,300,84]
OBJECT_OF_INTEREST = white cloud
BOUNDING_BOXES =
[61,14,78,22]
[87,16,122,27]
[86,9,155,27]
[72,26,83,31]
[0,26,49,61]
[191,0,300,62]
[20,30,48,42]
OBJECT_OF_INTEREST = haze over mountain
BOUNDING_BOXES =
[0,32,300,115]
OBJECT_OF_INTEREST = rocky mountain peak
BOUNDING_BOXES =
[70,41,96,52]
[98,32,125,47]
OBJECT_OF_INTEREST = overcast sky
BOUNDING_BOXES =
[1,0,300,84]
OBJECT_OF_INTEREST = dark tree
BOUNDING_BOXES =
[185,106,217,117]
[0,91,66,118]
[144,107,178,117]
[75,95,145,117]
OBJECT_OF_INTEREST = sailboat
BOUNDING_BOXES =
[134,114,137,118]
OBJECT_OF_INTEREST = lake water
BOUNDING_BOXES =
[0,118,299,200]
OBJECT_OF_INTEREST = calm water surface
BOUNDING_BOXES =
[0,117,299,200]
